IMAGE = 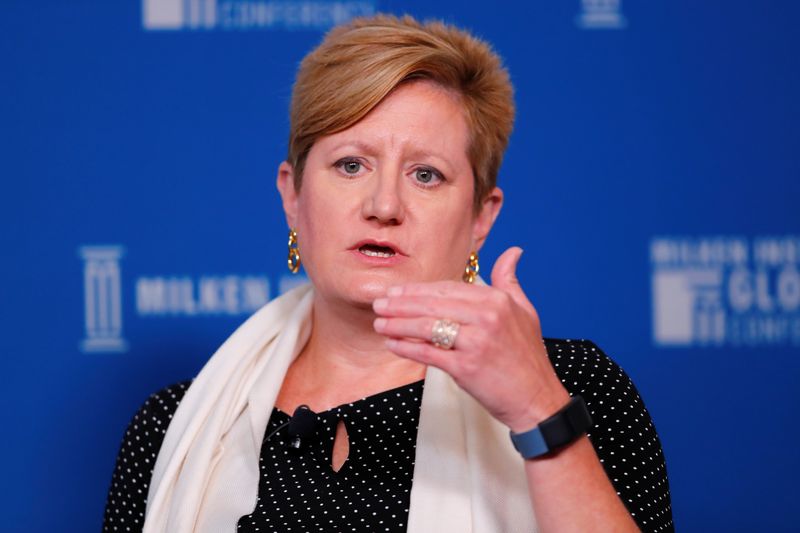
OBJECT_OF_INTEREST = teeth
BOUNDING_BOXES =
[361,248,395,258]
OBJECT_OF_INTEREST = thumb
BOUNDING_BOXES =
[491,247,535,314]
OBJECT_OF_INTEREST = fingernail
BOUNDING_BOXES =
[387,286,402,297]
[374,318,387,330]
[373,298,388,311]
[385,339,398,350]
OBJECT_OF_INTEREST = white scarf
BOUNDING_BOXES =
[144,283,537,532]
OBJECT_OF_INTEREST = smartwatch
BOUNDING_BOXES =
[509,395,593,459]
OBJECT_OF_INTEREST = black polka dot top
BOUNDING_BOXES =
[237,381,423,532]
[103,339,674,532]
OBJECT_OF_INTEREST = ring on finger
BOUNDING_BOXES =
[431,319,460,350]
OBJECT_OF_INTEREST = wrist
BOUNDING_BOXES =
[506,387,571,434]
[509,395,594,460]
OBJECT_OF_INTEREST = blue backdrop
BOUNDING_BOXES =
[2,1,799,531]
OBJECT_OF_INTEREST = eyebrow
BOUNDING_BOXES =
[329,140,380,156]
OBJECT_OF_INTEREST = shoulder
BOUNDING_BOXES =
[112,379,193,475]
[543,337,633,397]
[118,380,194,482]
[103,380,192,531]
[131,380,193,439]
[543,338,674,531]
[542,337,653,442]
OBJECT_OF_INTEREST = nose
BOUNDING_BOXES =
[360,166,405,225]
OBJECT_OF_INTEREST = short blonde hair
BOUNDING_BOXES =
[287,14,515,211]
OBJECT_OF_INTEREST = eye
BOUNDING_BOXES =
[413,167,444,187]
[343,160,361,174]
[334,158,365,176]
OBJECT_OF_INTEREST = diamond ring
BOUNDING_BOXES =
[431,319,460,350]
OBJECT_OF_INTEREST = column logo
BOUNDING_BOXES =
[79,244,307,352]
[576,0,628,30]
[651,236,800,347]
[79,246,128,353]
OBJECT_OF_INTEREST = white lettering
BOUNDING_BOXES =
[168,277,196,315]
[652,236,800,348]
[650,238,748,267]
[137,278,168,314]
[199,277,222,312]
[217,1,374,30]
[137,275,271,316]
[727,315,799,346]
[755,269,774,312]
[727,269,753,312]
[222,275,239,314]
[778,266,800,312]
[242,276,270,311]
[753,237,800,266]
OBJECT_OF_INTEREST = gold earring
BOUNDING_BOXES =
[287,228,301,273]
[463,251,479,283]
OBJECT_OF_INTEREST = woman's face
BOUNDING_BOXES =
[278,80,502,308]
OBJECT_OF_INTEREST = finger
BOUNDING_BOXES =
[373,295,481,323]
[385,338,454,373]
[374,316,437,342]
[386,280,494,300]
[490,246,536,315]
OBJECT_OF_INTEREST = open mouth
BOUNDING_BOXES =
[358,244,396,258]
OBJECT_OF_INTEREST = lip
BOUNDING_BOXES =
[350,239,407,257]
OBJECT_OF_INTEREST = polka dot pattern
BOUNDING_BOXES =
[103,381,189,532]
[103,338,673,532]
[237,381,423,532]
[545,338,674,532]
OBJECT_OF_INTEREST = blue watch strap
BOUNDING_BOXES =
[509,396,593,459]
[509,422,550,457]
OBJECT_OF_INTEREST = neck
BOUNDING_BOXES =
[288,291,426,406]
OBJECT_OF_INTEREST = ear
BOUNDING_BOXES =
[471,186,503,251]
[276,161,299,228]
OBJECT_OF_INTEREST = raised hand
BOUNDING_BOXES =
[373,247,570,432]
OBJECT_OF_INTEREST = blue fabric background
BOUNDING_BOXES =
[2,1,798,530]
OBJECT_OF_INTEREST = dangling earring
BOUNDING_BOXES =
[287,228,301,273]
[463,251,479,283]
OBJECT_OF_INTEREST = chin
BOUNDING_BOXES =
[324,272,400,309]
[346,279,392,306]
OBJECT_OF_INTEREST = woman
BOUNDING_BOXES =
[104,14,673,532]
